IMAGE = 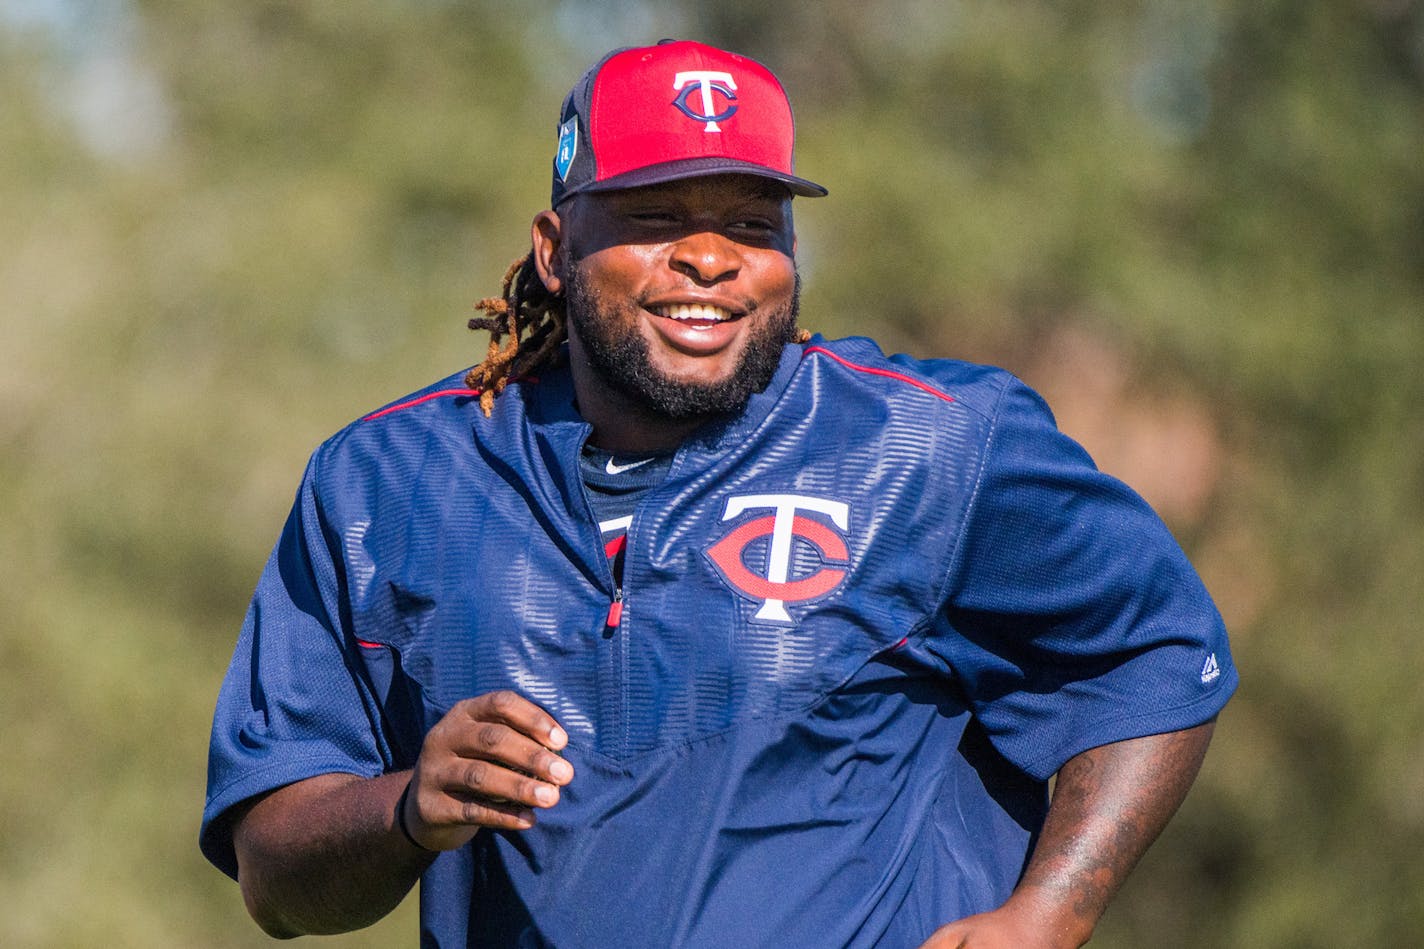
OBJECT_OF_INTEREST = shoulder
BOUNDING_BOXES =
[798,335,1040,424]
[305,368,487,489]
[351,369,487,426]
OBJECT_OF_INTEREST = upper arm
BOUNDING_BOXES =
[231,772,367,865]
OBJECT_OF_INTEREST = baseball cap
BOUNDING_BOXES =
[550,39,827,206]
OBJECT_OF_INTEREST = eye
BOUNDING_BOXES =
[729,217,776,233]
[726,198,787,236]
[726,212,787,244]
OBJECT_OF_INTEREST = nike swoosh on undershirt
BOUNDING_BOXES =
[605,457,655,475]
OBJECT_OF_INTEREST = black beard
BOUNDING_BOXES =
[564,266,800,421]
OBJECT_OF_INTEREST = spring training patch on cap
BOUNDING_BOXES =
[555,117,578,182]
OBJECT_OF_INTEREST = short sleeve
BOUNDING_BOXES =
[936,378,1237,780]
[199,455,387,878]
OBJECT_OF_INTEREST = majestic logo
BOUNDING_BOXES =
[1200,652,1221,685]
[555,117,578,181]
[705,494,851,624]
[672,70,739,132]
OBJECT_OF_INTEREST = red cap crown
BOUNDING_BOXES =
[551,40,827,205]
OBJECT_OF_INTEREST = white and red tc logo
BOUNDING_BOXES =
[705,494,852,624]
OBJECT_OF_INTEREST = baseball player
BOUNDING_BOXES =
[202,40,1236,948]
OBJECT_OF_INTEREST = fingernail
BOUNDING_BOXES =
[549,726,568,749]
[535,785,558,806]
[550,759,573,782]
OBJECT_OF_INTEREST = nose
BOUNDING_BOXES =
[669,230,742,284]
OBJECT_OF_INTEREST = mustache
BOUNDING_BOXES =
[560,257,801,319]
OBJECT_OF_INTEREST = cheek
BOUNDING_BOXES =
[755,256,798,305]
[580,247,663,299]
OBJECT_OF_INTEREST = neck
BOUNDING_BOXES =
[572,376,707,454]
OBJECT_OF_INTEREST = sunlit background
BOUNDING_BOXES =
[2,1,1422,945]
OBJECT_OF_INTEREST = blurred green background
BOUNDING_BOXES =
[2,1,1421,945]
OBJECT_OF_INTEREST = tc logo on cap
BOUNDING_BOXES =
[672,70,739,132]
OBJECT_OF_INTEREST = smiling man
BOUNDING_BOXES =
[201,40,1236,948]
[545,174,802,445]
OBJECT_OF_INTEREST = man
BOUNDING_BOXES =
[202,39,1236,948]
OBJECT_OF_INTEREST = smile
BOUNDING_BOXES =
[650,303,736,324]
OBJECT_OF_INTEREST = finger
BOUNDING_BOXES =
[445,720,573,786]
[420,786,538,833]
[433,755,565,810]
[444,718,574,787]
[459,691,569,752]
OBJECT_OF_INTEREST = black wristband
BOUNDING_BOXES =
[395,778,436,852]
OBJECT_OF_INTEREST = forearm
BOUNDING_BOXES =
[1005,720,1217,947]
[233,770,435,938]
[230,692,573,937]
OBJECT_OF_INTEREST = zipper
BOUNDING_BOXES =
[605,585,624,629]
[599,527,630,630]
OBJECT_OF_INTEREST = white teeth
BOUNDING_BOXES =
[654,303,733,322]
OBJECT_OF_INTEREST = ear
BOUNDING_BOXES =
[531,210,566,296]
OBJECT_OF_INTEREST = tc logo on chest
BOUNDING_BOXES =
[705,494,852,624]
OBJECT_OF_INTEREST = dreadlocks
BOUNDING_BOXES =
[465,250,567,417]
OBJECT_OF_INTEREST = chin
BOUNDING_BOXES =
[566,267,800,422]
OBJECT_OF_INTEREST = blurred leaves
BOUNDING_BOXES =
[2,1,1421,945]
